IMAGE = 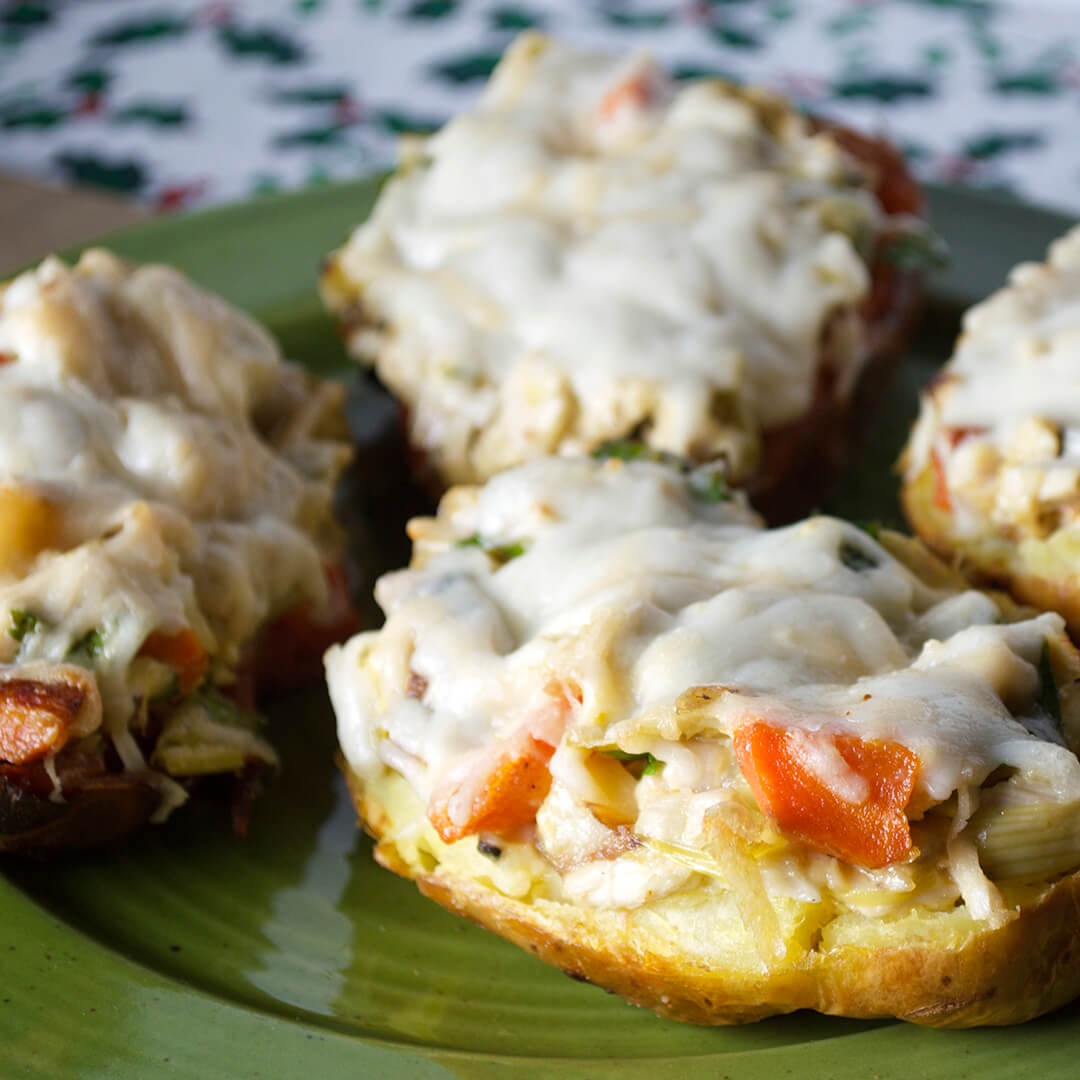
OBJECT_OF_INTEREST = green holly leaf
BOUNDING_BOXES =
[404,0,458,17]
[111,102,190,128]
[273,123,349,148]
[92,15,190,47]
[963,131,1044,160]
[2,2,51,29]
[218,24,305,64]
[0,101,66,130]
[671,63,738,82]
[54,151,148,194]
[429,52,501,84]
[599,6,672,30]
[833,74,933,103]
[923,44,950,68]
[2,0,55,44]
[270,84,349,106]
[66,68,113,95]
[490,6,543,30]
[826,10,875,35]
[375,108,444,135]
[709,24,761,49]
[903,0,991,9]
[993,72,1059,95]
[295,0,324,12]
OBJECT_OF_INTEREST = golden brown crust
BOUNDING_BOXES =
[347,767,1080,1027]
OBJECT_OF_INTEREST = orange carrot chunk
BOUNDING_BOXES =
[427,732,556,844]
[139,628,209,695]
[734,721,919,869]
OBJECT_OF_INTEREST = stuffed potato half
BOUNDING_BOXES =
[0,250,355,851]
[321,33,928,520]
[902,225,1080,638]
[328,455,1080,1026]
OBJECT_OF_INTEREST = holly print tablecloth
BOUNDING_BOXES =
[2,0,1080,215]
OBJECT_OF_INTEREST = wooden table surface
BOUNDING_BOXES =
[0,174,146,276]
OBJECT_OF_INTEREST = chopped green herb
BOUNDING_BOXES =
[641,754,664,776]
[67,627,105,666]
[593,440,733,504]
[590,439,682,468]
[688,462,732,503]
[591,439,648,462]
[880,224,949,272]
[855,519,882,541]
[839,541,878,572]
[8,609,38,643]
[487,541,526,565]
[602,748,664,776]
[1037,638,1062,731]
[455,534,527,565]
[477,838,502,859]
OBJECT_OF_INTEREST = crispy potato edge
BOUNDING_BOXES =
[345,763,1080,1028]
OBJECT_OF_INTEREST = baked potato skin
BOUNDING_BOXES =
[0,773,160,855]
[348,768,1080,1028]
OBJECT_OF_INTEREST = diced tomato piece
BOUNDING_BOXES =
[734,721,919,869]
[930,447,951,513]
[597,73,655,120]
[139,627,209,695]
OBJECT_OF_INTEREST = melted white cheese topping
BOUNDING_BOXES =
[0,250,349,754]
[324,33,884,486]
[905,225,1080,538]
[329,457,1080,818]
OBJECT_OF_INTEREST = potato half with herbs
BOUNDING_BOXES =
[327,454,1080,1027]
[902,225,1080,637]
[0,250,355,852]
[321,33,930,521]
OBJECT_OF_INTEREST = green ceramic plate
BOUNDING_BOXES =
[0,180,1077,1080]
